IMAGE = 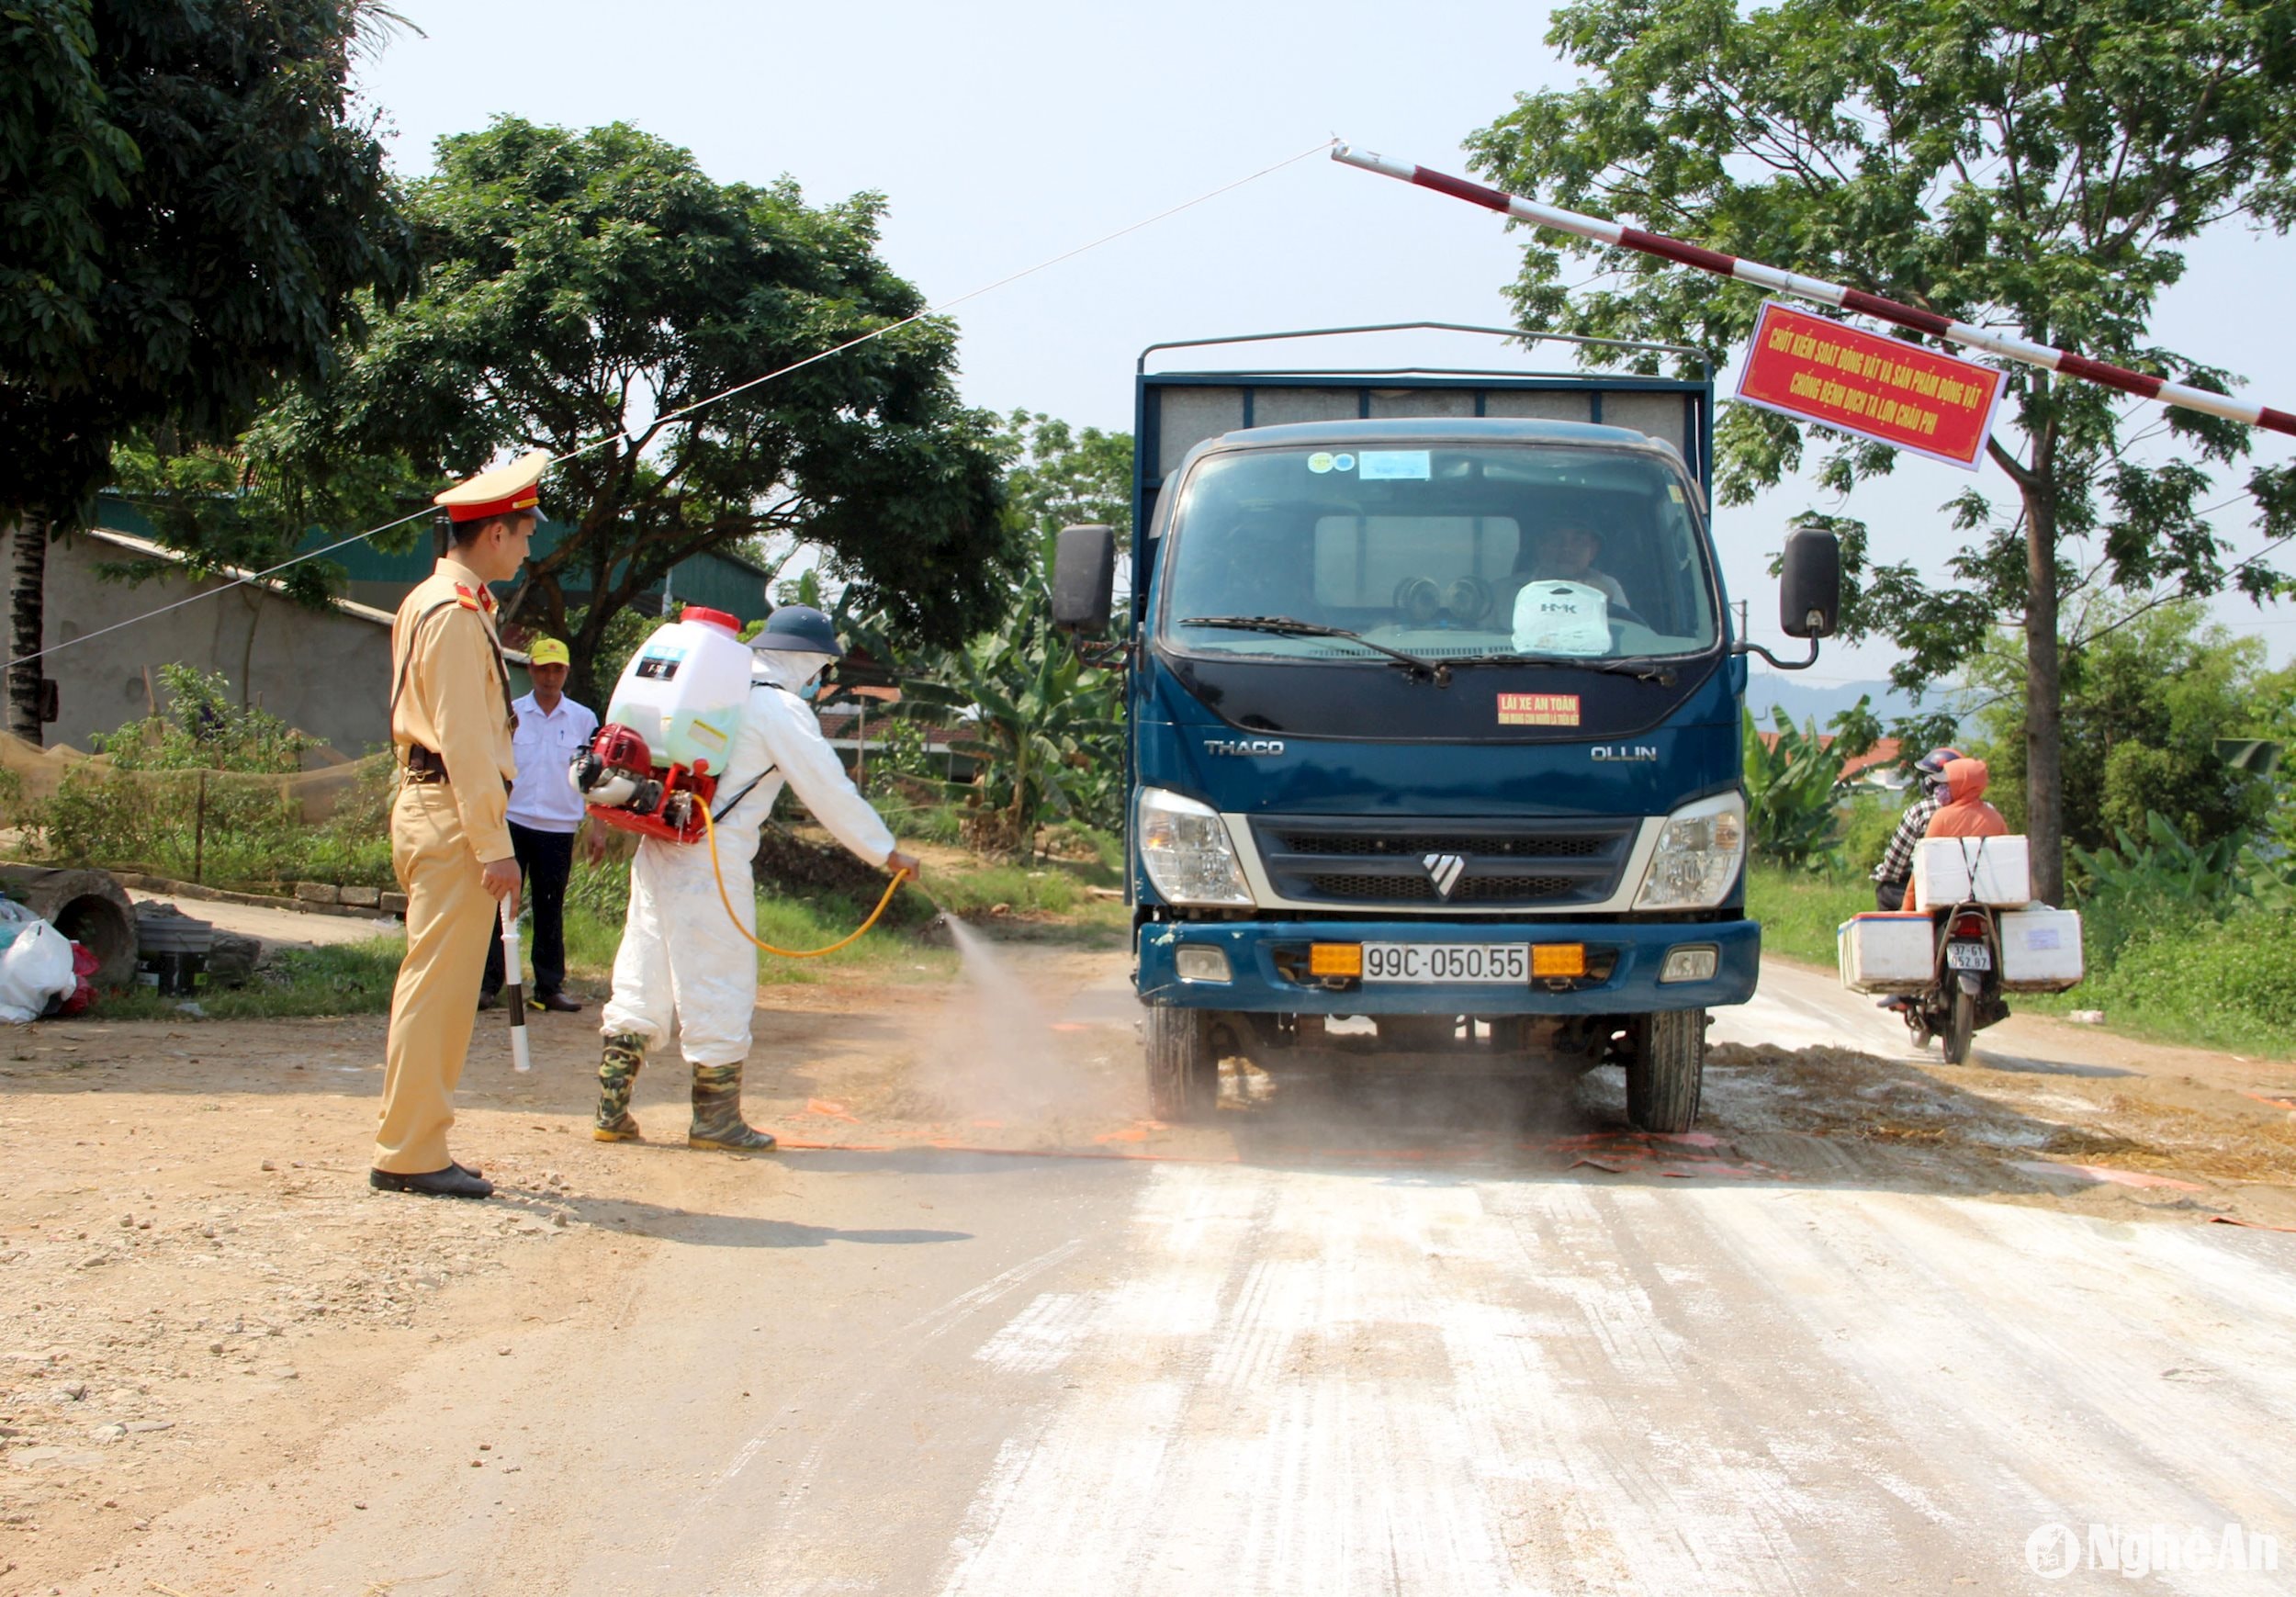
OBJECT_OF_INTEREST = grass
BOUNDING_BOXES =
[1744,863,1873,967]
[2031,906,2296,1056]
[923,854,1131,947]
[100,938,408,1021]
[561,886,958,988]
[96,842,1139,1020]
[96,891,960,1024]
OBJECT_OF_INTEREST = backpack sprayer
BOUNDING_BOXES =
[567,606,918,956]
[571,606,752,845]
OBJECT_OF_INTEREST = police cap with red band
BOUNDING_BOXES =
[434,449,551,523]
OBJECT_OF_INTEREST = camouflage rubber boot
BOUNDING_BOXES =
[593,1032,647,1142]
[688,1063,777,1153]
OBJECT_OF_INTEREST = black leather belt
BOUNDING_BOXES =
[403,745,512,793]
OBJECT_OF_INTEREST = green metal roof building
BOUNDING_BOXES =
[94,494,776,624]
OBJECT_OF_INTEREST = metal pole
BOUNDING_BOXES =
[1331,143,2296,438]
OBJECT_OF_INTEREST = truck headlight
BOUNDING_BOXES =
[1138,787,1254,906]
[1634,793,1746,909]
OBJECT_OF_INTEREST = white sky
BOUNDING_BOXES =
[355,0,2296,683]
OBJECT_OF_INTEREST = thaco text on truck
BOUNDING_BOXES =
[1052,326,1841,1132]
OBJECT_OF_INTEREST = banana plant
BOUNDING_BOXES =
[851,572,1121,857]
[2076,812,2287,908]
[1741,707,1848,869]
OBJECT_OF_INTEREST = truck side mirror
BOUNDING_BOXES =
[1779,524,1841,638]
[1051,523,1118,633]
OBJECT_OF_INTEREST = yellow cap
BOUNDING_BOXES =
[527,637,570,668]
[435,449,550,523]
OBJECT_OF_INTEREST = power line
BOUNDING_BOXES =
[6,136,1337,677]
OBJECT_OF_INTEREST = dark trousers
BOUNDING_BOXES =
[482,822,575,998]
[1875,877,1908,912]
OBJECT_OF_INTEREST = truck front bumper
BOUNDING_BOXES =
[1138,917,1760,1014]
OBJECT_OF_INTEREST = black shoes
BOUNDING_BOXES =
[369,1164,494,1199]
[487,989,581,1012]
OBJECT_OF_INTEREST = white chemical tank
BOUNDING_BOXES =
[604,607,753,774]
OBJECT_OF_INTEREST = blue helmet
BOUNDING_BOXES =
[1916,745,1964,798]
[754,605,839,656]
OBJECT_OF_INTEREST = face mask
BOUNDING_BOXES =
[800,679,822,702]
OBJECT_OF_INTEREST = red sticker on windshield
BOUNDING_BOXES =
[1498,692,1580,726]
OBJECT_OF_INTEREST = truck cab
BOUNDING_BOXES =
[1054,328,1839,1132]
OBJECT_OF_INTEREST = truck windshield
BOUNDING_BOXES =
[1159,443,1718,662]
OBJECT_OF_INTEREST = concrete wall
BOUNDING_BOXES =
[10,523,404,754]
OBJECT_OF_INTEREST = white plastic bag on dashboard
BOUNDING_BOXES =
[0,919,77,1023]
[1512,580,1611,657]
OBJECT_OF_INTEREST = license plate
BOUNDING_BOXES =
[1361,943,1528,983]
[1945,942,1992,972]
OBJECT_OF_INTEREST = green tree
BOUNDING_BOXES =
[2243,658,2296,857]
[1469,0,2296,903]
[106,424,432,613]
[1,0,414,739]
[997,410,1134,568]
[1968,600,2276,851]
[288,118,1018,707]
[864,572,1121,856]
[1825,693,1883,760]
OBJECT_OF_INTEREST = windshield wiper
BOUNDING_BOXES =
[1180,615,1452,686]
[1446,653,1680,686]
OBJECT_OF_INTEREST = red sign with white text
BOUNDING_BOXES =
[1736,301,2004,471]
[1497,692,1580,726]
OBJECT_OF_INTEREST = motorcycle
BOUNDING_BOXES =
[1899,900,2011,1063]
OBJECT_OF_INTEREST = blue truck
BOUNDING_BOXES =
[1052,325,1840,1132]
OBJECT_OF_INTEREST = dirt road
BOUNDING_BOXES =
[4,946,2294,1594]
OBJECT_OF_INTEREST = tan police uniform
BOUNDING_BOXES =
[373,455,542,1175]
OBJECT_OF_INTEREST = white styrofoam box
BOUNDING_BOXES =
[1838,913,1934,993]
[1999,906,2084,991]
[1912,834,2032,909]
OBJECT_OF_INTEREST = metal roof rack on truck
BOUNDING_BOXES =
[1137,321,1709,379]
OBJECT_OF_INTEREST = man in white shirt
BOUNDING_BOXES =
[480,636,599,1013]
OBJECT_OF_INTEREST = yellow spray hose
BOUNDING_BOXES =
[701,802,913,958]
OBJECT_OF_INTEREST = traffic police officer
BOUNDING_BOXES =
[370,450,546,1198]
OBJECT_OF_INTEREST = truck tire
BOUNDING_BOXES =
[1940,987,1976,1065]
[1626,1009,1705,1133]
[1146,1007,1221,1121]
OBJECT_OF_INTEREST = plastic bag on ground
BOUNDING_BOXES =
[59,941,99,1017]
[0,920,80,1023]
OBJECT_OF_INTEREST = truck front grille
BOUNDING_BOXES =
[1254,815,1638,910]
[1280,830,1613,859]
[1305,872,1585,902]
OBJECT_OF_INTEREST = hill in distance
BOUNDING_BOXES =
[1744,672,1920,731]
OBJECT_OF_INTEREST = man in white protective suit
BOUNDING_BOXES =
[592,605,922,1151]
